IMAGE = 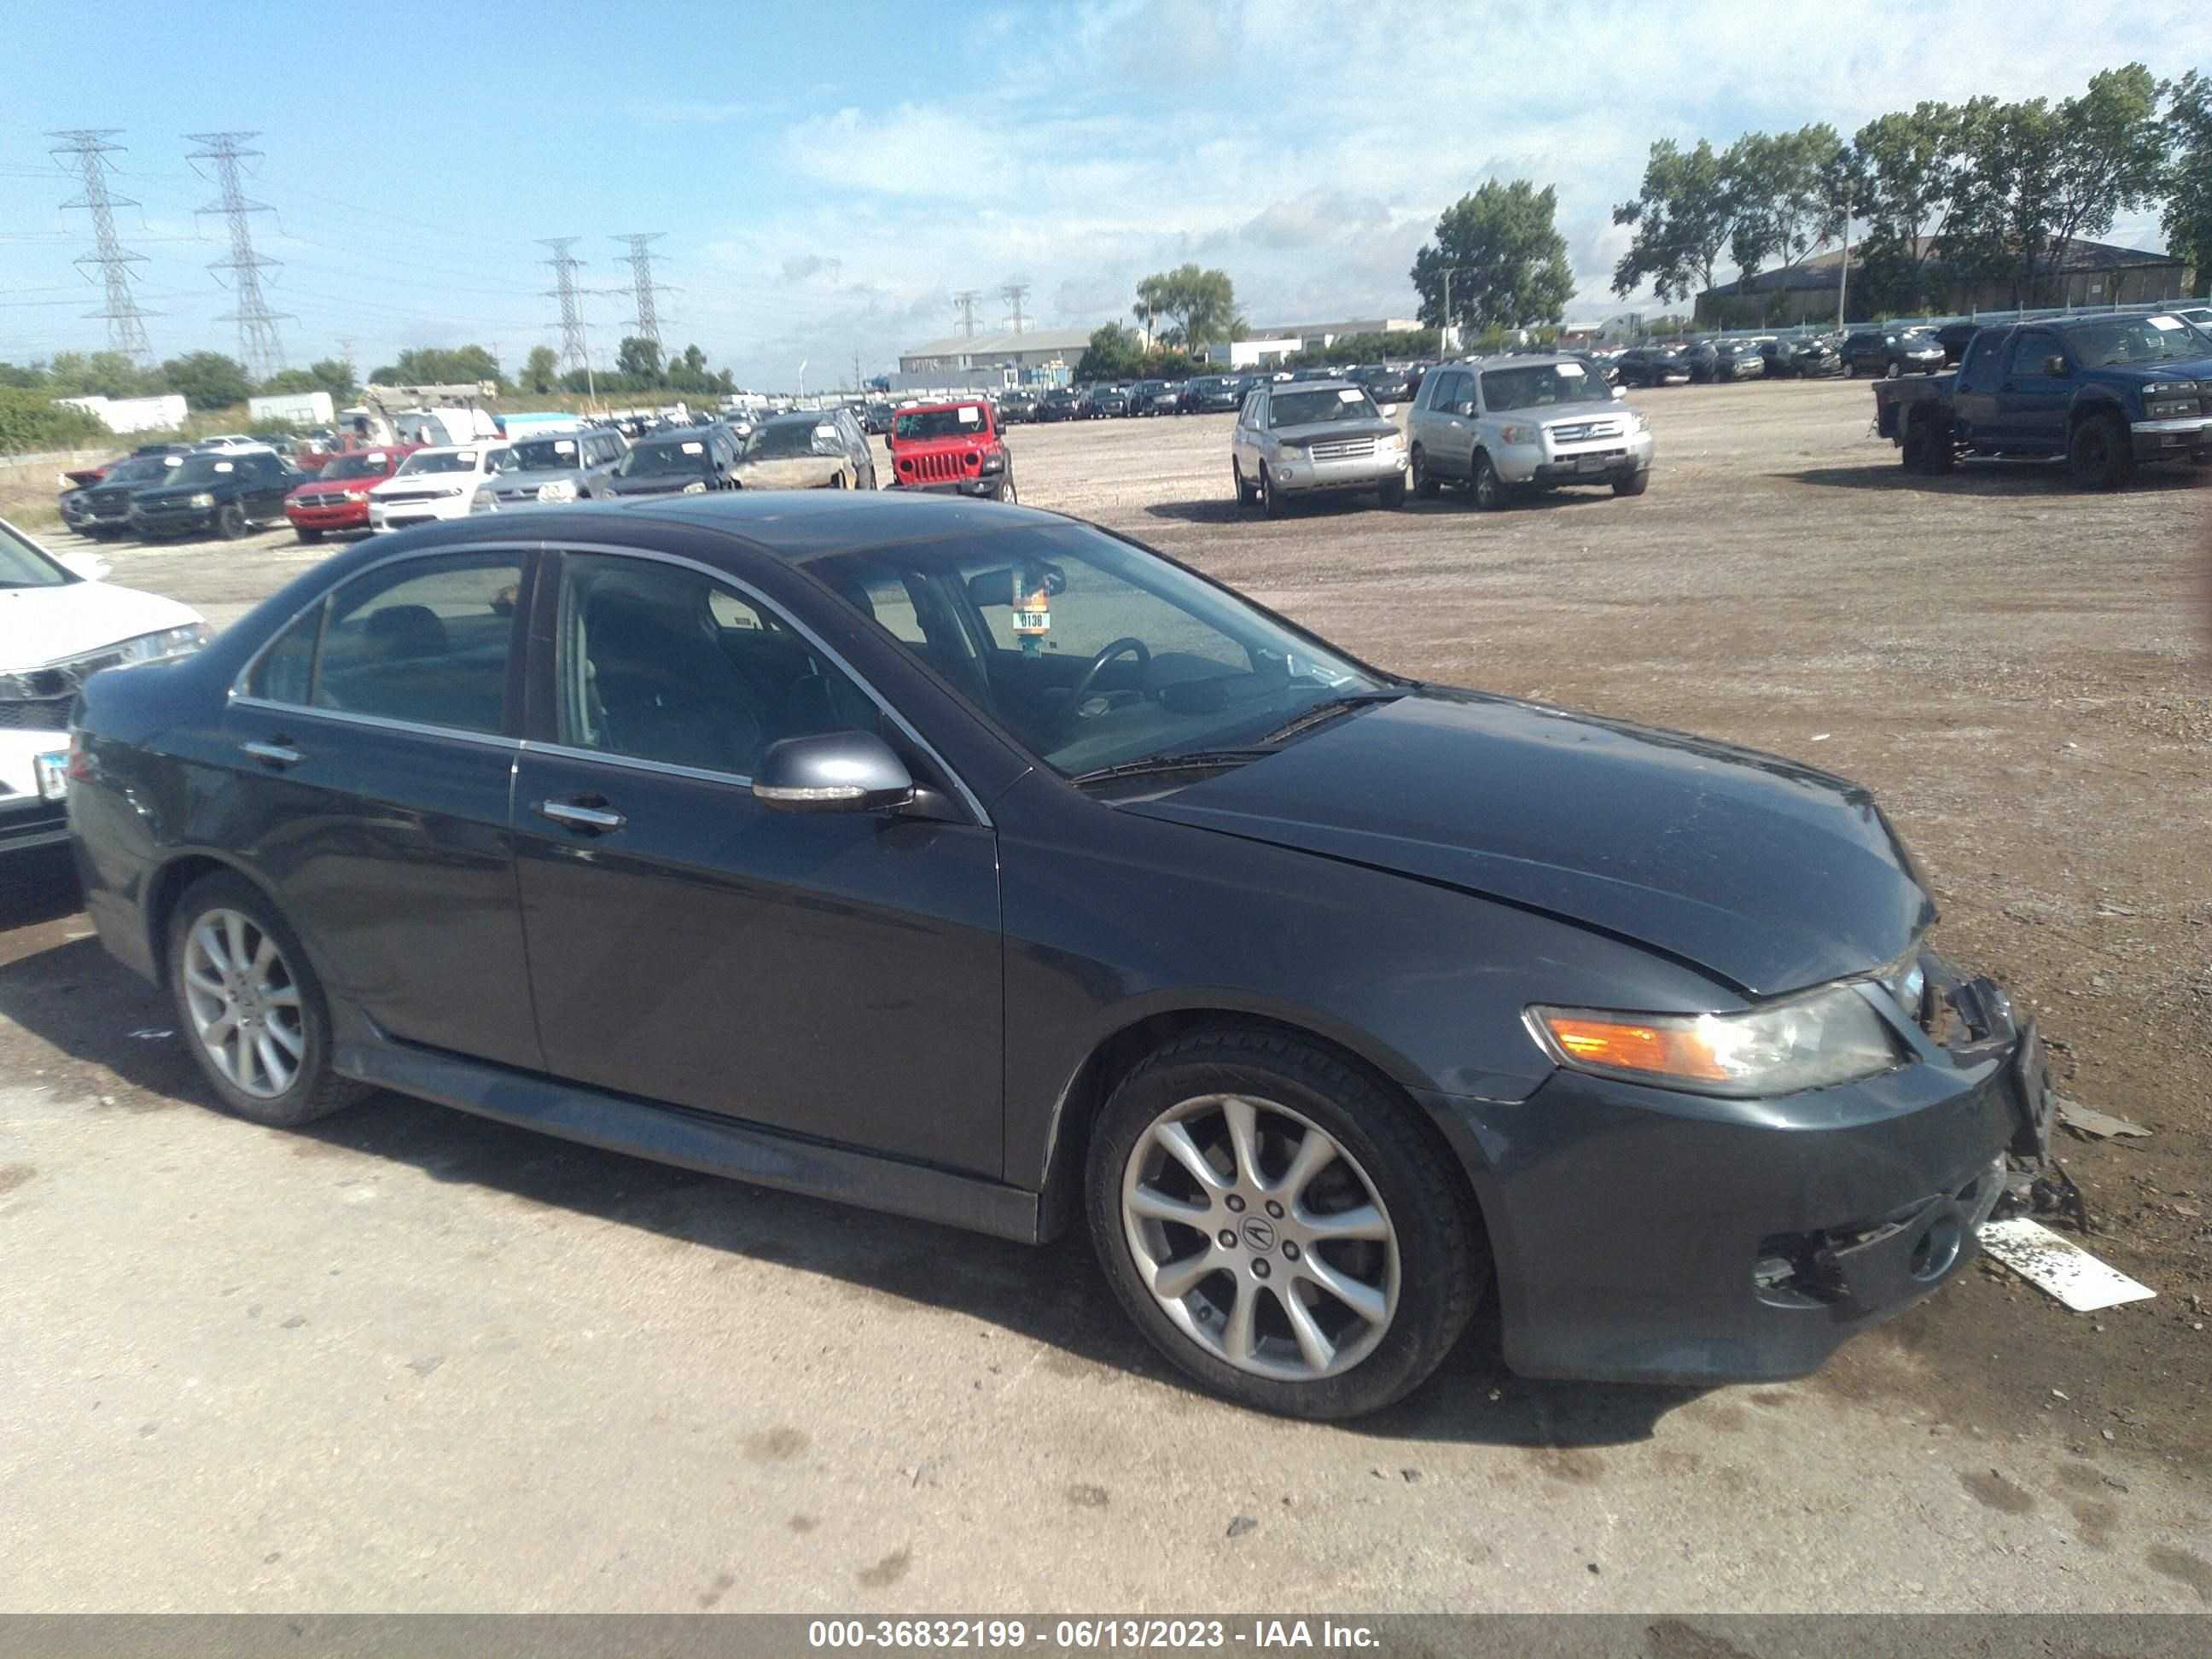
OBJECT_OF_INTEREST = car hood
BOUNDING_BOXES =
[1528,399,1630,426]
[1272,418,1401,445]
[604,472,705,495]
[2089,355,2212,382]
[733,457,845,487]
[2,579,203,672]
[487,466,590,491]
[1121,690,1933,998]
[370,474,473,495]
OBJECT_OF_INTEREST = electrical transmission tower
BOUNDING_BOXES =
[1000,283,1030,335]
[952,290,982,337]
[612,232,674,346]
[184,131,292,379]
[48,130,156,363]
[539,238,591,374]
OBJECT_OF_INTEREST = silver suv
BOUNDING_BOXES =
[471,427,628,511]
[1407,355,1653,507]
[1230,379,1408,515]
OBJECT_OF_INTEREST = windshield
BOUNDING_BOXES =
[742,421,832,461]
[0,518,72,589]
[509,437,584,471]
[808,521,1382,777]
[619,438,712,475]
[2070,316,2212,366]
[317,451,393,481]
[167,455,239,486]
[399,450,488,476]
[1270,387,1381,426]
[1480,364,1604,410]
[893,408,986,441]
[99,455,178,486]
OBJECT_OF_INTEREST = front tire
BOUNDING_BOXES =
[214,501,247,540]
[996,479,1018,504]
[1232,458,1257,507]
[1612,469,1650,497]
[294,526,323,544]
[167,873,368,1128]
[1377,474,1406,509]
[1470,452,1505,509]
[1086,1026,1483,1420]
[2068,415,2132,491]
[1258,463,1283,519]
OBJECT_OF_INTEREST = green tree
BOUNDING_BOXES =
[2044,66,2169,282]
[1611,140,1739,302]
[1726,125,1847,284]
[370,346,504,388]
[1074,323,1144,382]
[1412,179,1575,335]
[45,350,163,399]
[615,335,666,384]
[2166,70,2212,294]
[1848,102,1974,314]
[306,358,358,401]
[160,351,253,411]
[520,346,561,395]
[1132,265,1238,351]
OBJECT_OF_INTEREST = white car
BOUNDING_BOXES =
[1,517,208,858]
[367,444,515,532]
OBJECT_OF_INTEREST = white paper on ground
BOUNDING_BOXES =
[1979,1217,2157,1312]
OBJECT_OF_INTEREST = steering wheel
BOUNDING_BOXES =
[1057,637,1151,734]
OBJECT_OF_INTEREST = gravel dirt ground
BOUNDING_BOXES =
[2,378,2208,1613]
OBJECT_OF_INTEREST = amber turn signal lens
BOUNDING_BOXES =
[1539,1016,1731,1083]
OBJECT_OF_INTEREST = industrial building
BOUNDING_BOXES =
[1696,239,2198,327]
[895,327,1093,387]
[1204,318,1423,368]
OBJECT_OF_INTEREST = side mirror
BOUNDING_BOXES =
[2043,355,2069,378]
[1378,403,1398,417]
[1612,384,1627,399]
[60,550,113,582]
[753,730,914,813]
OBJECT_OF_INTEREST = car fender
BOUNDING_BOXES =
[2067,387,2128,428]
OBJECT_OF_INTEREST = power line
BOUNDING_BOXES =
[183,131,292,378]
[1001,283,1030,335]
[952,290,982,338]
[46,130,156,362]
[611,232,674,346]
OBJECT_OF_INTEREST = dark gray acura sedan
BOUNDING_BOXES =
[66,493,2044,1418]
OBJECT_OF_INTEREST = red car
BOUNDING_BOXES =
[282,446,417,542]
[884,399,1016,501]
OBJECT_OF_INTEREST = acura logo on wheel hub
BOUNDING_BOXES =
[1241,1217,1277,1252]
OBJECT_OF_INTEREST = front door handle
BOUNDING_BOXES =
[241,740,302,768]
[537,799,626,832]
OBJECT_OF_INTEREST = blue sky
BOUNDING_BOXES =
[2,0,2198,390]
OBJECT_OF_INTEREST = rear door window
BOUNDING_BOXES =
[309,554,527,735]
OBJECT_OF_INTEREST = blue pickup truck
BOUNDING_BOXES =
[1873,311,2212,487]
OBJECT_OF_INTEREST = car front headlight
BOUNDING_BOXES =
[471,488,498,513]
[117,621,212,664]
[1499,425,1537,445]
[1528,981,1903,1098]
[188,492,215,509]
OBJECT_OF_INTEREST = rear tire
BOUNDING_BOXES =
[1086,1025,1485,1420]
[2068,414,2132,492]
[1410,445,1439,498]
[166,872,370,1129]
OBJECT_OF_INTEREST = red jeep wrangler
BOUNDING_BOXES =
[885,400,1016,502]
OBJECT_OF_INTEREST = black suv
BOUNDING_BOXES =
[1842,327,1946,378]
[1179,375,1242,413]
[129,449,306,540]
[1615,345,1691,387]
[62,448,190,539]
[1128,380,1179,416]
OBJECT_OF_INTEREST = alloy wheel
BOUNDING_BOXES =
[1120,1092,1400,1382]
[180,909,306,1100]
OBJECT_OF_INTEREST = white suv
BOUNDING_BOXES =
[367,444,515,531]
[1,517,207,859]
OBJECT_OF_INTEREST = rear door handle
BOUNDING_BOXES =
[241,740,302,768]
[537,799,626,832]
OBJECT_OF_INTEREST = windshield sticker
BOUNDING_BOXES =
[456,451,477,465]
[1336,388,1363,403]
[1014,571,1051,645]
[554,439,576,453]
[365,451,386,463]
[813,423,838,439]
[2148,315,2182,330]
[1558,362,1586,376]
[681,441,704,455]
[958,406,981,424]
[213,461,234,473]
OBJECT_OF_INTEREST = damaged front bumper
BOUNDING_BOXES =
[1430,961,2045,1384]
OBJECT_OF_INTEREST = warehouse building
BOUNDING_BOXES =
[895,327,1093,387]
[1696,239,2198,326]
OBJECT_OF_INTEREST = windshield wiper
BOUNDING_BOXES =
[1259,687,1412,744]
[1068,748,1275,789]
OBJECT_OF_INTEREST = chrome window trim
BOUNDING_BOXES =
[518,738,750,789]
[229,696,523,752]
[544,540,993,829]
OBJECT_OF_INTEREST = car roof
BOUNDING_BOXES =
[1269,377,1359,392]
